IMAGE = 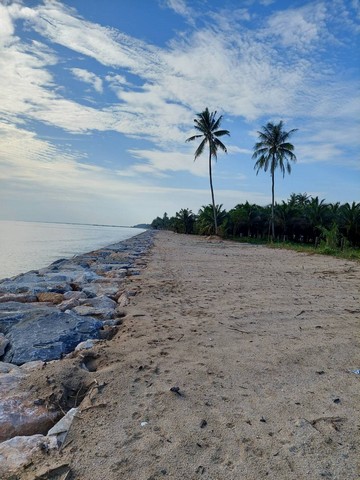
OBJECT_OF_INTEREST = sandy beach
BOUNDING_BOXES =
[12,231,360,479]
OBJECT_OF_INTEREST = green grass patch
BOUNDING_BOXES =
[229,236,360,261]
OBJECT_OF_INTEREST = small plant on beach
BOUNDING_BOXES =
[186,108,230,236]
[253,121,297,241]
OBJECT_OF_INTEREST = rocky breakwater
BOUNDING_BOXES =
[0,230,155,477]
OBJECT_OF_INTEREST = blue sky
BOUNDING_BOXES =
[0,0,359,226]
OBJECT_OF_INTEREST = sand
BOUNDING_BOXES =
[21,231,359,479]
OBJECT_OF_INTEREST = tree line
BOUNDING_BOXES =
[150,196,360,248]
[151,108,359,249]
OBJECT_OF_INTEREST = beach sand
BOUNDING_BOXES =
[20,231,359,479]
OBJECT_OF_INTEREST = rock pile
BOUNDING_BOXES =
[0,230,155,477]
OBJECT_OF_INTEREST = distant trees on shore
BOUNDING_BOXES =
[150,195,360,248]
[151,109,359,250]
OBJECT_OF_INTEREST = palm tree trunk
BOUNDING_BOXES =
[271,168,275,241]
[208,150,218,235]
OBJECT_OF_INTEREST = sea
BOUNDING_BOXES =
[0,220,145,280]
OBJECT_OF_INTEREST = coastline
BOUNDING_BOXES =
[0,230,156,476]
[1,230,359,479]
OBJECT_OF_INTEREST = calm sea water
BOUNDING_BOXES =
[0,221,145,280]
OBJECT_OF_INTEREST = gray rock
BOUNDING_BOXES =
[0,293,38,304]
[0,302,52,335]
[0,333,9,356]
[79,295,117,309]
[72,305,115,320]
[57,297,81,312]
[63,291,87,301]
[3,310,102,365]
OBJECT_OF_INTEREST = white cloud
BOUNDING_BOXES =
[164,0,194,18]
[71,68,103,93]
[127,148,208,177]
[265,3,326,51]
[0,0,358,218]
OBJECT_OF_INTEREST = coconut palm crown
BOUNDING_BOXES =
[186,108,230,235]
[252,120,297,240]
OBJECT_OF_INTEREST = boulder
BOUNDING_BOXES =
[0,434,57,477]
[3,310,102,365]
[79,295,117,309]
[72,305,115,320]
[0,302,53,335]
[0,293,37,303]
[37,292,64,304]
[57,297,81,312]
[0,394,60,442]
[63,291,87,301]
[117,292,130,307]
[0,361,61,442]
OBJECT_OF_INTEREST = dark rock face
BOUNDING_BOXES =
[3,309,102,365]
[0,302,52,335]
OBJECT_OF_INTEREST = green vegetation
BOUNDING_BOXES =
[150,195,360,259]
[186,108,230,236]
[151,111,358,259]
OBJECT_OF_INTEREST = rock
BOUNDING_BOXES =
[75,339,98,351]
[63,291,87,301]
[117,292,129,307]
[0,434,57,477]
[0,333,9,356]
[0,302,52,335]
[72,305,115,320]
[0,394,60,442]
[57,297,81,312]
[0,362,61,442]
[3,310,102,365]
[72,295,118,320]
[0,293,38,303]
[37,292,64,304]
[81,283,120,298]
[0,362,24,390]
[79,295,117,309]
[0,361,21,374]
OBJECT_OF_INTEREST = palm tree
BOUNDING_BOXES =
[197,204,227,236]
[186,108,230,235]
[175,208,196,234]
[252,121,297,240]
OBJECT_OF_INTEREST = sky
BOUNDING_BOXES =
[0,0,359,226]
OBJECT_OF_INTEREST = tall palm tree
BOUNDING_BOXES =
[252,121,297,240]
[186,108,230,235]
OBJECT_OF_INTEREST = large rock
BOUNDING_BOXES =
[3,309,102,365]
[37,292,64,304]
[0,394,60,442]
[0,435,57,477]
[0,293,38,303]
[0,361,60,442]
[0,302,52,335]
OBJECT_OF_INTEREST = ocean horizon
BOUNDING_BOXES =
[0,220,146,280]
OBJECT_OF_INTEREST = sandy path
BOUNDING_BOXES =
[27,231,359,479]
